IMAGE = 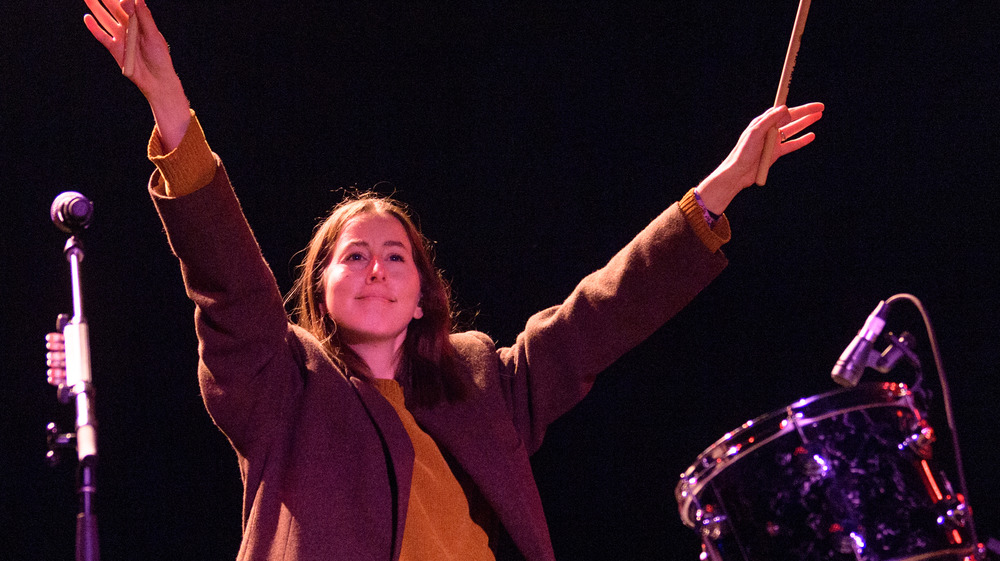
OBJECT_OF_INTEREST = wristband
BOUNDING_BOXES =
[693,190,720,228]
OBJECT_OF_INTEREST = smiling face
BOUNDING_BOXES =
[321,212,424,347]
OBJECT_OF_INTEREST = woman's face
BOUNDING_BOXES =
[322,212,424,347]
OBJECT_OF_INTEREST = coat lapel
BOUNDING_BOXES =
[349,377,414,561]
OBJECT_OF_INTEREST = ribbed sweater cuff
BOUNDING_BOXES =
[679,188,731,253]
[147,109,217,197]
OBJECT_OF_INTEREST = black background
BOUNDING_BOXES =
[3,2,999,559]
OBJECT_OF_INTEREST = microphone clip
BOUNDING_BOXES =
[875,331,920,373]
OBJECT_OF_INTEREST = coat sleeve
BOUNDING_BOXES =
[150,161,304,456]
[494,199,729,454]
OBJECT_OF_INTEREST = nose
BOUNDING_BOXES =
[367,258,387,283]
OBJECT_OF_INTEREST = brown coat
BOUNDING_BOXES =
[151,161,728,561]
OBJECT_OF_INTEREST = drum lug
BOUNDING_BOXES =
[899,423,936,459]
[969,541,989,561]
[695,507,727,541]
[833,528,867,559]
[799,449,831,478]
[935,494,969,531]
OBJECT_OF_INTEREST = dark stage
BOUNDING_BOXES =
[3,2,999,559]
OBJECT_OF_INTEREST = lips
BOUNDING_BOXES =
[356,293,396,302]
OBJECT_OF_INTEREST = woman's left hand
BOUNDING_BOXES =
[696,102,824,215]
[83,0,191,151]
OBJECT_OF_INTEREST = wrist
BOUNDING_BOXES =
[694,172,737,216]
[148,84,191,153]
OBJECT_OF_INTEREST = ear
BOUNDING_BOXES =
[412,304,424,320]
[318,303,328,316]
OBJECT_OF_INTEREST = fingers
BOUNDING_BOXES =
[776,131,816,158]
[752,102,823,174]
[756,102,823,135]
[45,334,65,365]
[47,369,67,387]
[107,0,130,29]
[775,111,820,158]
[46,352,66,369]
[83,14,115,51]
[84,0,123,39]
[778,110,823,143]
[84,0,127,63]
[83,0,142,68]
[47,363,67,386]
[788,102,825,119]
[45,332,67,387]
[775,102,823,158]
[45,332,65,350]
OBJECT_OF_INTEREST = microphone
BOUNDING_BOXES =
[50,191,94,233]
[831,300,888,387]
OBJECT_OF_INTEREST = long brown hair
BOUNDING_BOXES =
[287,192,468,407]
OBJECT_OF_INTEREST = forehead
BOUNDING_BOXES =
[335,212,411,249]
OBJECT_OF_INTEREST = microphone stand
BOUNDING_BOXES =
[49,192,100,561]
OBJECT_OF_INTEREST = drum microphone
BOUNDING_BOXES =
[50,191,94,233]
[831,300,888,387]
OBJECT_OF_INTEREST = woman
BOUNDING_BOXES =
[49,0,823,559]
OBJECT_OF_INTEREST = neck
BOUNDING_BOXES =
[348,334,406,380]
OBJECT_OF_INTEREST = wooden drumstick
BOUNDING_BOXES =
[123,11,139,76]
[755,0,812,186]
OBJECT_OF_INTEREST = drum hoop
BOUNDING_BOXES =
[889,547,979,561]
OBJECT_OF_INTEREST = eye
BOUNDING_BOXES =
[388,253,406,262]
[345,252,366,262]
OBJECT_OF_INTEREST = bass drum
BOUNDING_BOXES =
[676,382,976,561]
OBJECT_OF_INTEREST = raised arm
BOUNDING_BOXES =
[47,1,196,388]
[83,0,190,151]
[493,103,824,451]
[80,0,297,451]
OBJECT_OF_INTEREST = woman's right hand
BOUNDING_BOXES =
[83,0,191,151]
[45,332,67,387]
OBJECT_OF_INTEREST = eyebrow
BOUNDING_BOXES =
[342,240,408,250]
